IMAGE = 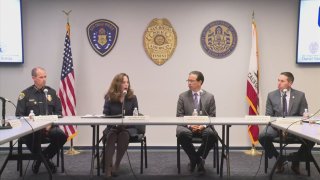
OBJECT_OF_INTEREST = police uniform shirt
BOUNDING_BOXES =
[16,85,62,116]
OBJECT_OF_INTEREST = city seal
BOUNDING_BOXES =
[201,20,237,59]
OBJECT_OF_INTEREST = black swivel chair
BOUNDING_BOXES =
[101,125,148,174]
[17,137,64,176]
[177,136,219,174]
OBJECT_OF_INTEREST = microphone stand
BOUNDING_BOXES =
[0,98,12,129]
[121,95,126,126]
[44,90,48,115]
[202,103,230,177]
[121,91,127,125]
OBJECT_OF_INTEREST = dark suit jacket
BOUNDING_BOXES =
[176,89,216,117]
[103,95,143,136]
[265,88,308,117]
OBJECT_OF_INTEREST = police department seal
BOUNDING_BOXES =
[87,19,119,57]
[144,18,177,66]
[201,20,237,59]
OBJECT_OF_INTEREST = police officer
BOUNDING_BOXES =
[16,67,67,174]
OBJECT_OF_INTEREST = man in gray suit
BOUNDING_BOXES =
[259,72,315,174]
[176,71,218,174]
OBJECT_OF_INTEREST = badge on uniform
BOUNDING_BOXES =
[47,95,52,102]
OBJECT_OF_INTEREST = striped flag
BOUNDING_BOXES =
[246,17,260,145]
[58,22,77,141]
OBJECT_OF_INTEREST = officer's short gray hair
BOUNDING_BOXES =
[31,67,46,77]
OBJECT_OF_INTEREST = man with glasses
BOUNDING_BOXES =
[176,71,218,175]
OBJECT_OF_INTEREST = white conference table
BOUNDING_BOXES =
[271,120,320,144]
[0,116,271,178]
[269,118,320,180]
[0,119,52,145]
[0,118,54,179]
[54,116,271,177]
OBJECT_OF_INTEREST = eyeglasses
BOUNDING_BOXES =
[186,80,197,83]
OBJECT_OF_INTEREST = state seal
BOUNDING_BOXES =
[143,18,177,65]
[201,20,237,59]
[87,19,119,57]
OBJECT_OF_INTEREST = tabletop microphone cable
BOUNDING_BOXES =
[126,150,139,180]
[254,121,272,178]
[284,107,320,134]
[200,103,213,162]
[278,107,320,172]
[125,111,142,180]
[6,99,35,180]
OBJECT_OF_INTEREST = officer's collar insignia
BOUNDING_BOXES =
[87,19,119,57]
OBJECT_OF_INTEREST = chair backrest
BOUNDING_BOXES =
[191,137,203,143]
[135,113,146,135]
[135,125,145,135]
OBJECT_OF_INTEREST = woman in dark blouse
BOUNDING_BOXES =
[103,73,138,178]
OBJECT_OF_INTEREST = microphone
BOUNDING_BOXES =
[122,90,127,96]
[282,88,287,94]
[0,96,8,102]
[1,97,7,127]
[43,88,48,115]
[0,96,12,129]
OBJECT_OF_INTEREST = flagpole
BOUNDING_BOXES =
[61,10,80,156]
[244,11,262,157]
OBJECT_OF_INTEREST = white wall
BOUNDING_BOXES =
[1,0,319,147]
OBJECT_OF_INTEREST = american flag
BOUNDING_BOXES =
[58,22,77,141]
[246,17,260,145]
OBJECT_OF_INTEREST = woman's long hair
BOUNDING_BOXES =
[104,73,134,102]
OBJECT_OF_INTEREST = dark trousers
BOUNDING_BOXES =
[176,125,218,164]
[23,126,67,159]
[259,125,315,162]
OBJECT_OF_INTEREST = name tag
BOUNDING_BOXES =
[9,120,22,128]
[183,116,209,121]
[124,116,149,121]
[245,115,270,121]
[33,115,58,122]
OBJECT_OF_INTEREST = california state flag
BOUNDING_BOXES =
[246,18,260,145]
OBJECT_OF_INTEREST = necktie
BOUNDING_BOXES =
[282,92,287,117]
[193,93,199,110]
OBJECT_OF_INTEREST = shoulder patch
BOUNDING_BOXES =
[18,92,25,100]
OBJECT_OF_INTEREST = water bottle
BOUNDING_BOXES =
[192,109,198,116]
[302,108,312,124]
[133,107,139,116]
[303,109,309,119]
[29,110,35,121]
